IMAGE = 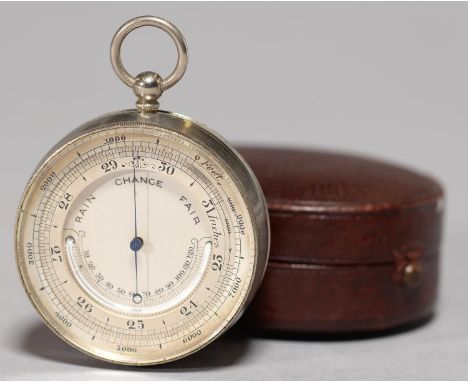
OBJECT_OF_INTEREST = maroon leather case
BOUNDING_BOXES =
[237,147,444,334]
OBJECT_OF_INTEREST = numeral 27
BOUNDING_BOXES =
[50,246,62,262]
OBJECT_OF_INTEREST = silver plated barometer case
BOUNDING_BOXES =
[15,16,270,365]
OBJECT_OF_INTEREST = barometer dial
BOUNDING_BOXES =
[16,111,269,365]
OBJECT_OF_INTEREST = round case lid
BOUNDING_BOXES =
[238,147,444,265]
[239,147,443,213]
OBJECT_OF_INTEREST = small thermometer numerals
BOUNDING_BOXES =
[16,123,263,365]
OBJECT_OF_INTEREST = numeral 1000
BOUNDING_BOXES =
[104,135,126,144]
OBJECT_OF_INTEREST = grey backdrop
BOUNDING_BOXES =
[1,2,467,380]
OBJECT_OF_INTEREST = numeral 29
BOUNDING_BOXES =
[101,160,118,173]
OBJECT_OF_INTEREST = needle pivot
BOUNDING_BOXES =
[130,237,144,252]
[133,293,142,304]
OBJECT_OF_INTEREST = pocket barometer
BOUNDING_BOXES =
[15,16,270,365]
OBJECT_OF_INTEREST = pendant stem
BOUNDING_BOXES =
[133,71,163,113]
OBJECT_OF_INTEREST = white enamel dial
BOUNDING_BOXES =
[16,114,268,365]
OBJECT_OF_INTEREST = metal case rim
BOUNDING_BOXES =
[15,109,270,365]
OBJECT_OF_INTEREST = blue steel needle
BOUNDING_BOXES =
[130,150,143,304]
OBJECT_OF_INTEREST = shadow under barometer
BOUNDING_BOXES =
[18,320,250,371]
